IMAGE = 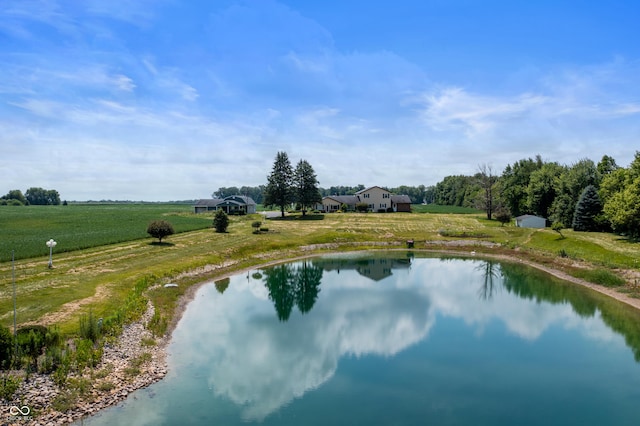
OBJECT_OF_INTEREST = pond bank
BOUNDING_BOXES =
[9,240,640,425]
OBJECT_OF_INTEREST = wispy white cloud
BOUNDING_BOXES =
[1,1,639,200]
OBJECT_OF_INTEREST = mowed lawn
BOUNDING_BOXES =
[1,205,639,333]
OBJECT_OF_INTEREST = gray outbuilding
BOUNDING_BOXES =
[515,214,546,228]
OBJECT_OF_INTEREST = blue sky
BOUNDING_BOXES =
[1,0,639,201]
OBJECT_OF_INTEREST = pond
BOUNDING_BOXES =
[82,252,640,425]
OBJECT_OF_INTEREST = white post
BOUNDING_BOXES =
[46,239,57,268]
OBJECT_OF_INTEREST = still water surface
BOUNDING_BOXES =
[83,253,640,425]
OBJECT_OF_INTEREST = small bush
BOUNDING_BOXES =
[213,209,230,233]
[0,325,13,370]
[92,363,113,379]
[495,210,512,226]
[130,352,152,369]
[0,373,21,400]
[141,337,156,347]
[97,381,115,392]
[79,310,101,343]
[67,376,91,398]
[74,338,102,371]
[147,311,167,337]
[124,367,140,377]
[355,203,369,212]
[52,389,78,412]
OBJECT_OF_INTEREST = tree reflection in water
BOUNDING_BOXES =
[476,260,501,301]
[263,261,323,321]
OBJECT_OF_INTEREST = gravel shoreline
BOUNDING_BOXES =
[5,301,168,426]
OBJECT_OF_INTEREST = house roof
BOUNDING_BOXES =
[224,195,256,205]
[355,186,390,195]
[194,199,223,207]
[515,214,545,220]
[194,195,256,207]
[323,195,358,204]
[391,194,412,204]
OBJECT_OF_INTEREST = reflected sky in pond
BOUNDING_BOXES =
[83,253,640,426]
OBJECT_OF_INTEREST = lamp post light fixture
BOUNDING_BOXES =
[46,238,57,268]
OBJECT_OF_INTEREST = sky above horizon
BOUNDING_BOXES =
[2,1,639,201]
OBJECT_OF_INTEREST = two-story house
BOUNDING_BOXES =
[319,186,412,213]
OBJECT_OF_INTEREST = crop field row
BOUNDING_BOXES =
[0,203,212,262]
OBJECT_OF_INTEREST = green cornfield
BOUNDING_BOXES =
[0,203,212,262]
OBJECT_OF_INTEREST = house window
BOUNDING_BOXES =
[368,204,374,210]
[383,193,389,198]
[363,193,370,198]
[380,203,386,208]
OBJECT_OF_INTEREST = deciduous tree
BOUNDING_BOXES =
[147,220,174,243]
[475,164,498,220]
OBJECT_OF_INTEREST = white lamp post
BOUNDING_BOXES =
[46,238,57,268]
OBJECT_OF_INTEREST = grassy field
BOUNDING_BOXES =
[0,203,212,262]
[0,205,639,336]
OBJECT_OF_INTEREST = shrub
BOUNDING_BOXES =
[38,345,65,374]
[495,210,512,226]
[355,203,369,212]
[213,209,229,233]
[0,374,21,400]
[52,389,78,412]
[0,325,13,370]
[147,311,167,337]
[97,381,115,392]
[79,310,101,343]
[74,338,101,371]
[16,326,48,370]
[147,220,175,243]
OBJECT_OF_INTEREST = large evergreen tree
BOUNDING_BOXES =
[293,159,321,216]
[572,185,603,231]
[264,151,294,217]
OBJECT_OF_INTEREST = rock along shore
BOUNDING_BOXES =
[5,301,168,426]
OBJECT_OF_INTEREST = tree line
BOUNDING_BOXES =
[214,182,434,205]
[433,153,640,238]
[0,187,61,206]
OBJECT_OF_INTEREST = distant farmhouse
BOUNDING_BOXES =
[318,186,412,213]
[194,195,257,215]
